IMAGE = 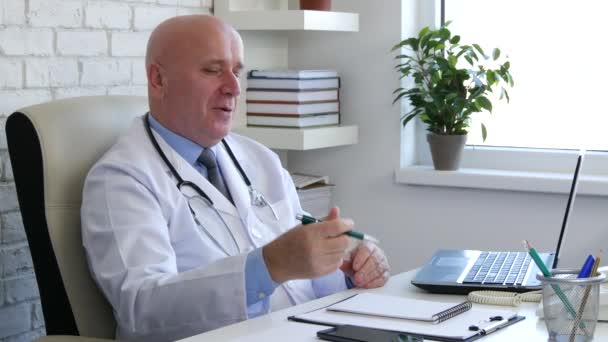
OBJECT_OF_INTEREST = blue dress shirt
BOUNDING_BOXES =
[148,114,278,317]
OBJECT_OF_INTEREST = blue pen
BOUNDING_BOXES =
[577,254,595,278]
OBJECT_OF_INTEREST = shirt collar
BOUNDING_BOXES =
[147,113,217,166]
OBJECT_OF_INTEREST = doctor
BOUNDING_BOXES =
[81,14,390,342]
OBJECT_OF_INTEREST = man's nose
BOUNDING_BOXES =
[221,72,241,97]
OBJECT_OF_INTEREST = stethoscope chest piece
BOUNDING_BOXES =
[249,187,267,208]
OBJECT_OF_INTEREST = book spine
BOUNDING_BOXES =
[432,301,472,324]
[249,69,339,79]
[247,75,339,81]
[246,88,340,93]
[246,100,338,104]
[246,87,338,91]
[246,124,339,129]
[247,112,339,117]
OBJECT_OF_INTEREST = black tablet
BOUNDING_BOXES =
[317,325,424,342]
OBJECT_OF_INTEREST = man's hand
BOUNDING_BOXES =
[263,208,352,283]
[340,242,390,288]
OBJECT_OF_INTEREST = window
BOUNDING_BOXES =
[445,0,608,151]
[397,0,608,195]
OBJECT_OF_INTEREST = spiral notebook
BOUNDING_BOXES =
[288,294,525,342]
[326,293,471,324]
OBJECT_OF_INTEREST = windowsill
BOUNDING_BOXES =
[396,165,608,196]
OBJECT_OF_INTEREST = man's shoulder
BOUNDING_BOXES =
[89,116,154,172]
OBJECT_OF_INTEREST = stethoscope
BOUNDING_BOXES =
[144,113,274,256]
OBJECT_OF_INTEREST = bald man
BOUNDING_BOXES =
[82,15,389,342]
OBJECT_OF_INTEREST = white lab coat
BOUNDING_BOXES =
[81,116,348,342]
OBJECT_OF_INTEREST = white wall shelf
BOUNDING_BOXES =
[233,125,358,150]
[217,10,359,31]
[214,0,358,31]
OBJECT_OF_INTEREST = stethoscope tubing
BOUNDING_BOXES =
[144,113,243,256]
[144,114,298,306]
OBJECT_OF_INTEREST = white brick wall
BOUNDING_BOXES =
[0,60,22,88]
[134,6,178,30]
[29,0,83,28]
[0,28,54,56]
[57,30,108,56]
[0,0,213,340]
[112,31,150,57]
[25,59,79,87]
[85,2,131,29]
[0,90,53,118]
[81,59,131,85]
[132,62,148,85]
[0,0,25,26]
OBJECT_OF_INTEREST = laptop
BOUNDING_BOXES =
[412,153,584,294]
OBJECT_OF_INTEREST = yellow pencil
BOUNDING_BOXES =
[591,250,602,276]
[571,250,602,340]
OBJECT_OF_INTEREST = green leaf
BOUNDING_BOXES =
[464,55,473,66]
[501,88,510,102]
[438,27,451,41]
[481,123,487,142]
[392,87,404,94]
[448,54,457,67]
[418,27,430,39]
[486,70,496,86]
[450,35,461,44]
[472,44,486,57]
[391,38,419,52]
[445,92,459,100]
[392,91,409,105]
[402,112,419,127]
[492,48,500,60]
[476,96,493,112]
[399,67,412,75]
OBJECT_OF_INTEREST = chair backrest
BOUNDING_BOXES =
[6,96,149,338]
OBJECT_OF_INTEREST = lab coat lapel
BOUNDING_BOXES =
[217,139,251,224]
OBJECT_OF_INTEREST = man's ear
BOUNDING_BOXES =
[147,63,165,97]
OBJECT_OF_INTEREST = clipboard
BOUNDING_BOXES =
[288,295,525,342]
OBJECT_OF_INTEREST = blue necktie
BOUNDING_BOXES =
[197,148,233,203]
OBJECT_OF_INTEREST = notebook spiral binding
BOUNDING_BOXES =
[432,301,473,323]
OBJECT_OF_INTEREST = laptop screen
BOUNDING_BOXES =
[552,152,584,268]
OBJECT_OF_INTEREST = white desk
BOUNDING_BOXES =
[178,270,608,341]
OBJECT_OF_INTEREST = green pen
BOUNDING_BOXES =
[524,240,586,330]
[296,214,380,244]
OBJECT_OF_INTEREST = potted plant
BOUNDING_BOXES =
[391,23,514,170]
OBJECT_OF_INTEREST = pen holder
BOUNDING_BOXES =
[537,269,606,342]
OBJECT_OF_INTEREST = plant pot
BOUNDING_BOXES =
[426,133,467,170]
[300,0,331,11]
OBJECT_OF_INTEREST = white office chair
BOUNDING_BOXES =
[6,96,149,340]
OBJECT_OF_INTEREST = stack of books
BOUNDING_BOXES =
[246,69,340,128]
[291,173,334,218]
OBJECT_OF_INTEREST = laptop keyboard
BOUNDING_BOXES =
[463,251,532,285]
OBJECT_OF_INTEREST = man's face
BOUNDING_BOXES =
[159,27,244,146]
